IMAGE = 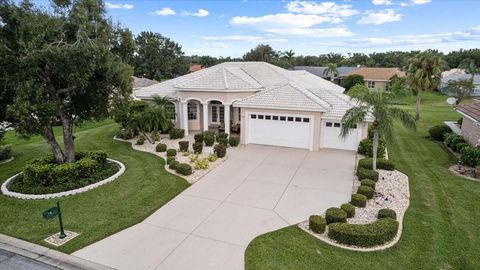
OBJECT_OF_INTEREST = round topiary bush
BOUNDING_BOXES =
[166,148,177,157]
[341,203,356,218]
[351,193,367,208]
[169,160,179,170]
[429,124,452,141]
[156,143,167,152]
[325,207,347,224]
[357,185,374,199]
[377,208,397,220]
[357,167,379,182]
[229,136,240,147]
[169,128,185,139]
[175,163,193,176]
[309,215,326,234]
[328,218,399,247]
[459,146,480,167]
[136,135,145,145]
[358,158,395,171]
[216,132,228,142]
[193,142,203,154]
[214,144,227,158]
[204,131,215,146]
[360,179,376,189]
[178,141,189,152]
[166,156,175,165]
[218,137,229,146]
[358,138,386,158]
[194,133,204,143]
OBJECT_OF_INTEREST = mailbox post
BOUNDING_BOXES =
[42,202,66,239]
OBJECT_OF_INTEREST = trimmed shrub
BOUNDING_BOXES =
[451,136,467,152]
[169,128,185,139]
[456,143,470,153]
[115,128,133,140]
[193,142,203,154]
[325,207,347,224]
[309,215,326,234]
[356,167,379,181]
[166,156,175,165]
[351,193,367,208]
[358,158,395,171]
[195,158,209,170]
[341,203,356,218]
[328,218,399,247]
[216,132,228,142]
[151,131,160,142]
[169,160,179,170]
[214,144,227,158]
[459,146,480,167]
[179,141,189,152]
[136,135,145,145]
[444,132,459,147]
[156,143,167,152]
[0,145,12,161]
[194,133,204,143]
[166,148,177,157]
[377,208,397,220]
[175,163,193,176]
[229,136,240,147]
[360,179,376,189]
[357,185,374,199]
[204,131,215,146]
[208,153,218,162]
[429,124,452,141]
[218,137,229,146]
[358,138,386,158]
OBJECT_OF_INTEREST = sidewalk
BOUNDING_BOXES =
[0,234,113,270]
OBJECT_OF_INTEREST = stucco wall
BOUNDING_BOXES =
[365,81,388,91]
[461,117,480,146]
[178,90,258,104]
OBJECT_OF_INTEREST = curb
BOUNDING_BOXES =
[0,233,113,270]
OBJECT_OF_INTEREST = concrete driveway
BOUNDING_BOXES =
[73,145,356,270]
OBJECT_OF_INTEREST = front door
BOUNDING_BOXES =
[210,104,224,124]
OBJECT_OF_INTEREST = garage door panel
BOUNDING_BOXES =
[322,120,359,151]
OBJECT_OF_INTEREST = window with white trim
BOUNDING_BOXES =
[367,81,376,89]
[187,102,197,120]
[166,102,176,120]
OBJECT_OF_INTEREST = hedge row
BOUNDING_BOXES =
[358,138,386,158]
[328,218,399,247]
[356,167,379,182]
[358,158,395,171]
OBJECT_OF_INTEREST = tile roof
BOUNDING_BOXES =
[174,67,263,90]
[189,64,204,73]
[132,76,158,90]
[441,73,480,85]
[343,67,405,81]
[294,66,358,78]
[457,102,480,121]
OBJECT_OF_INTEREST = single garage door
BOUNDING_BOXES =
[322,120,359,151]
[247,113,313,149]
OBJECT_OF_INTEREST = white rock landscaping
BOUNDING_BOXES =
[1,158,125,200]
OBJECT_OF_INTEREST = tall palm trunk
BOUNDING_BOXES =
[415,89,422,121]
[372,121,379,171]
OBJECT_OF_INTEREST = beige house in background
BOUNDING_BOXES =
[456,102,480,146]
[341,67,405,91]
[135,62,370,151]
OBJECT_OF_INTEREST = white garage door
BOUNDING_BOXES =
[247,113,313,149]
[322,120,359,151]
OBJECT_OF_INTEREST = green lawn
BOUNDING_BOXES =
[245,92,480,270]
[0,120,189,253]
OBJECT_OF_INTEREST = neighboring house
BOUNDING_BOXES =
[189,64,204,73]
[439,70,480,97]
[340,67,405,91]
[135,62,370,151]
[132,76,158,100]
[456,102,480,146]
[294,66,358,83]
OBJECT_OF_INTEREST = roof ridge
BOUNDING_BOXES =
[222,68,229,89]
[223,67,261,89]
[287,82,331,109]
[238,66,265,89]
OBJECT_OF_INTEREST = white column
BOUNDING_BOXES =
[202,102,209,131]
[181,101,189,136]
[224,104,231,135]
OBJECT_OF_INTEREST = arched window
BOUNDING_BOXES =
[187,102,197,120]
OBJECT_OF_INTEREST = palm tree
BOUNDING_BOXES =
[460,59,480,81]
[341,91,416,170]
[323,63,339,82]
[283,50,295,68]
[406,51,443,120]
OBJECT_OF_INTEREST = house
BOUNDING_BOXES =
[189,64,204,73]
[135,62,370,151]
[341,67,405,91]
[132,76,158,100]
[456,102,480,146]
[440,70,480,97]
[294,66,358,83]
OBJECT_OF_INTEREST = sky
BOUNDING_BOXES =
[101,0,479,57]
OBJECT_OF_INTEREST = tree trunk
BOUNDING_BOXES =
[59,108,76,163]
[44,125,65,164]
[372,123,379,171]
[415,90,422,121]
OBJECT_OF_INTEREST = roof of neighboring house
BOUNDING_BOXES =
[189,64,204,73]
[294,66,358,78]
[457,102,480,122]
[343,67,405,81]
[442,68,465,77]
[441,73,480,85]
[132,76,158,90]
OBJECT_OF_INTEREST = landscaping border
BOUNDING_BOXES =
[1,158,125,200]
[0,156,14,165]
[448,165,480,182]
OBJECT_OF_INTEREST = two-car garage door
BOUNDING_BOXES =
[246,113,313,150]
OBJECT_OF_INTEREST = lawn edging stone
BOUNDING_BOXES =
[1,158,126,200]
[0,156,14,165]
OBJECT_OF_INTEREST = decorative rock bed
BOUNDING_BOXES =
[115,133,237,183]
[298,166,410,251]
[449,165,480,182]
[1,158,125,200]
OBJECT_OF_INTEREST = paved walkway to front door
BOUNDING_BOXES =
[73,145,356,270]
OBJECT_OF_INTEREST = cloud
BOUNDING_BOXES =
[202,35,288,44]
[410,0,431,4]
[285,1,358,18]
[265,27,354,37]
[231,13,337,29]
[316,26,480,48]
[207,42,228,49]
[358,9,403,25]
[400,2,408,7]
[105,2,133,10]
[154,8,175,16]
[372,0,393,5]
[184,9,210,17]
